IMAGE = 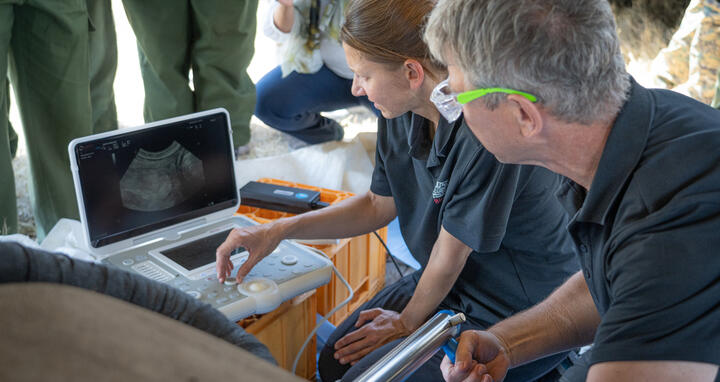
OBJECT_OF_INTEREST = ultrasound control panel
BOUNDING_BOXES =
[102,216,332,321]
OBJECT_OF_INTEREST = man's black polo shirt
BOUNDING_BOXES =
[371,112,578,327]
[557,79,720,366]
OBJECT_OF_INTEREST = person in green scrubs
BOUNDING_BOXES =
[4,80,16,159]
[122,0,258,152]
[87,0,119,134]
[0,0,94,239]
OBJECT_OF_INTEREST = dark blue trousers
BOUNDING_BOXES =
[254,65,378,144]
[318,273,569,382]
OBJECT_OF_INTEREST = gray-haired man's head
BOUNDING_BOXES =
[425,0,630,124]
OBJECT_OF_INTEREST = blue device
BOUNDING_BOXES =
[443,337,458,363]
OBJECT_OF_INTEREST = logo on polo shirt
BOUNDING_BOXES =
[432,180,448,204]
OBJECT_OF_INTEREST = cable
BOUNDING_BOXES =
[291,230,404,374]
[291,246,354,375]
[372,230,404,278]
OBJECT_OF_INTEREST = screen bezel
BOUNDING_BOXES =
[68,108,240,255]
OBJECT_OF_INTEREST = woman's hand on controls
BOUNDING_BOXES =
[215,222,284,283]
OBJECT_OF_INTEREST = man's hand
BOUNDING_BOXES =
[215,222,285,283]
[440,330,511,382]
[333,308,413,365]
[441,357,492,382]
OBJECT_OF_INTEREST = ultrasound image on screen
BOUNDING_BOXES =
[74,112,238,247]
[119,141,205,212]
[159,229,245,271]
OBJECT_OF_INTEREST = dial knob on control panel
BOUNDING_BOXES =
[247,281,268,292]
[281,255,298,265]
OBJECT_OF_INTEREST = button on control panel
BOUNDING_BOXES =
[131,260,174,282]
[281,255,298,266]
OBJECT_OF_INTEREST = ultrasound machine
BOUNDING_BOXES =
[67,109,333,321]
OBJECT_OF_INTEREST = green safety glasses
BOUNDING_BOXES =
[430,79,538,122]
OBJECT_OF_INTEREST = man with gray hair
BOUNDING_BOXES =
[424,0,720,381]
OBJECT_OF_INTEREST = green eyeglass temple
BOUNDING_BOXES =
[457,88,538,105]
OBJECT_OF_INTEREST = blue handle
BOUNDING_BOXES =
[442,337,458,364]
[438,310,460,364]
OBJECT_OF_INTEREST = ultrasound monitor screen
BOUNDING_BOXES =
[159,229,245,271]
[74,111,238,247]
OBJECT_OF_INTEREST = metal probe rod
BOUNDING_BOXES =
[353,310,466,382]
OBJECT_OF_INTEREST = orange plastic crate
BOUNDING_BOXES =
[238,291,317,379]
[236,178,387,325]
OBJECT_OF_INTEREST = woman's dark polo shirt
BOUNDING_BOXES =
[371,112,578,327]
[556,79,720,366]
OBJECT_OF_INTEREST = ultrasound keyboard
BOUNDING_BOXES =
[103,216,332,321]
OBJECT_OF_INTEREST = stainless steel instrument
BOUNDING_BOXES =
[353,310,466,382]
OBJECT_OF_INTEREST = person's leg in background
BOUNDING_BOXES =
[190,0,257,149]
[87,0,118,134]
[5,78,17,159]
[8,123,17,160]
[9,0,93,239]
[121,0,193,125]
[0,4,17,235]
[255,65,376,144]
